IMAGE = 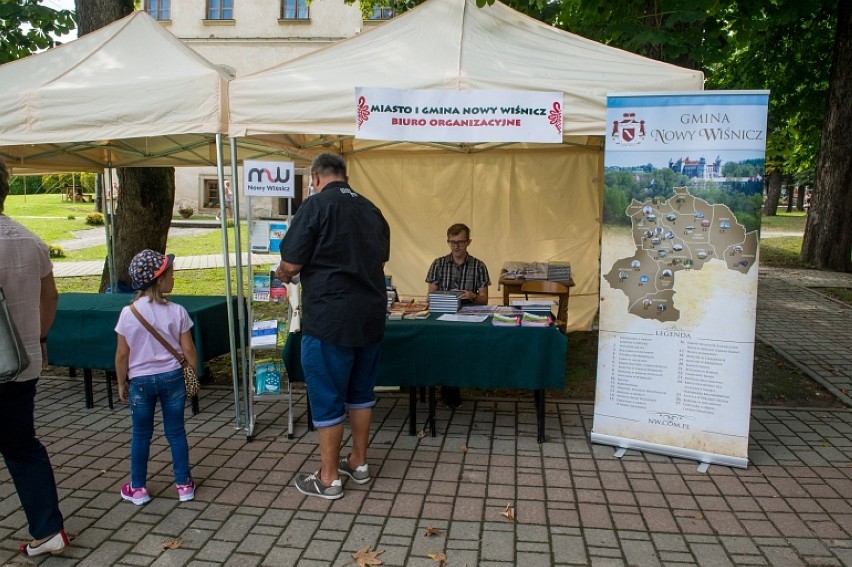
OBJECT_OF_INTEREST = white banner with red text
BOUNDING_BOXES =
[354,87,563,143]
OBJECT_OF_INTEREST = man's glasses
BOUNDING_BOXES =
[447,239,469,247]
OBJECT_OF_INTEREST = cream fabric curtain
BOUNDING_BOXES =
[349,146,603,331]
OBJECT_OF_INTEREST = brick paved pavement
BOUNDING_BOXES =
[2,264,849,566]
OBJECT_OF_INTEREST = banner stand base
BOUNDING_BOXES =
[592,432,748,471]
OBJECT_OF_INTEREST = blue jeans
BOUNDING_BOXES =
[0,379,64,539]
[128,368,191,487]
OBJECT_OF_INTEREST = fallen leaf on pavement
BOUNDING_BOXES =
[459,444,468,454]
[502,503,515,521]
[424,526,443,537]
[352,545,385,566]
[161,538,182,549]
[417,430,427,439]
[428,552,448,565]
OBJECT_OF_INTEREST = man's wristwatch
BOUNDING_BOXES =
[39,336,48,344]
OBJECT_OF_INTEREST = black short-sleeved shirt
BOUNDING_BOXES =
[280,181,390,347]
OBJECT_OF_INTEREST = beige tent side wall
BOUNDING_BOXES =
[348,144,603,332]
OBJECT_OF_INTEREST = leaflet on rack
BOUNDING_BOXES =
[251,320,279,347]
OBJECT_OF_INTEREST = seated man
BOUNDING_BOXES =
[425,223,490,409]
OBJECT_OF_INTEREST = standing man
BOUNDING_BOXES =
[275,153,390,500]
[426,223,491,408]
[0,160,69,556]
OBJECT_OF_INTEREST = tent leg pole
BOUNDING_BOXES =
[217,134,241,428]
[231,137,252,435]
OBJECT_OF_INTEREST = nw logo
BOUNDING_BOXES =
[248,167,291,183]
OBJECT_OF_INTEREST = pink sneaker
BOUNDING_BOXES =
[120,483,150,505]
[177,481,195,502]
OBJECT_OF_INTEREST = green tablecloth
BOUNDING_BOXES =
[48,293,240,372]
[283,313,567,390]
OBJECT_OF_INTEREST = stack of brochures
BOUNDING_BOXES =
[520,312,553,327]
[270,271,287,302]
[250,320,279,348]
[428,291,461,313]
[547,261,571,282]
[511,299,556,310]
[492,313,521,326]
[253,271,271,302]
[255,359,281,395]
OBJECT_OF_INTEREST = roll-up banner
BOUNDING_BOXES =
[593,91,770,469]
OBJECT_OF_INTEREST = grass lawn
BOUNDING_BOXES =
[5,193,245,261]
[760,211,807,233]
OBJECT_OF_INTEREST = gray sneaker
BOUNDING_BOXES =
[294,471,343,500]
[338,458,371,484]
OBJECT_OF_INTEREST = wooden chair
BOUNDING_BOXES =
[520,280,571,332]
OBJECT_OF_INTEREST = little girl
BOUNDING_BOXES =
[114,249,197,505]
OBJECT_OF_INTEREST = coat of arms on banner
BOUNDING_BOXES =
[610,112,646,145]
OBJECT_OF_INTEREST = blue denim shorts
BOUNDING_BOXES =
[300,334,381,428]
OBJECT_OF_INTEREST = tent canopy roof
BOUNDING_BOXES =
[228,0,703,153]
[0,11,238,172]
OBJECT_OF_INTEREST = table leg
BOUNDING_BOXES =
[428,387,436,437]
[83,368,94,408]
[534,389,545,444]
[105,371,114,410]
[409,387,417,436]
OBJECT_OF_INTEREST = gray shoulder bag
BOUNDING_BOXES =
[0,286,32,382]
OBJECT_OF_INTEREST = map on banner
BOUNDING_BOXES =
[603,187,758,322]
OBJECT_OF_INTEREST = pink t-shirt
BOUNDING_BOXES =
[115,298,193,379]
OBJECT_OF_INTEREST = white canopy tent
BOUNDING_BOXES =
[0,11,236,171]
[0,11,266,426]
[228,0,704,331]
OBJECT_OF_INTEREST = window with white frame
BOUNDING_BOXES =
[207,0,234,20]
[281,0,309,20]
[146,0,170,20]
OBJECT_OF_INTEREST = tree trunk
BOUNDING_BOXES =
[105,169,175,289]
[75,0,133,31]
[76,0,178,291]
[796,183,805,211]
[802,0,852,272]
[763,169,782,217]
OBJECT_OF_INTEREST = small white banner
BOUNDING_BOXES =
[243,160,296,198]
[355,87,563,143]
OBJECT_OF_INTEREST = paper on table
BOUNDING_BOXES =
[437,314,489,323]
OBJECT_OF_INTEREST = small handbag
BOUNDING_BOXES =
[0,285,31,382]
[130,304,199,397]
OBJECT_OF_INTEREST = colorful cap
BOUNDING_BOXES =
[129,249,175,290]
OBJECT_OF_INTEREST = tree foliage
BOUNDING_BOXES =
[0,0,75,64]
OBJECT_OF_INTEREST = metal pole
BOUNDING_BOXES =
[229,137,250,435]
[106,158,117,292]
[216,134,242,428]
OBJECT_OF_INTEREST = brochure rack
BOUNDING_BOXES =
[247,322,293,441]
[243,193,295,442]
